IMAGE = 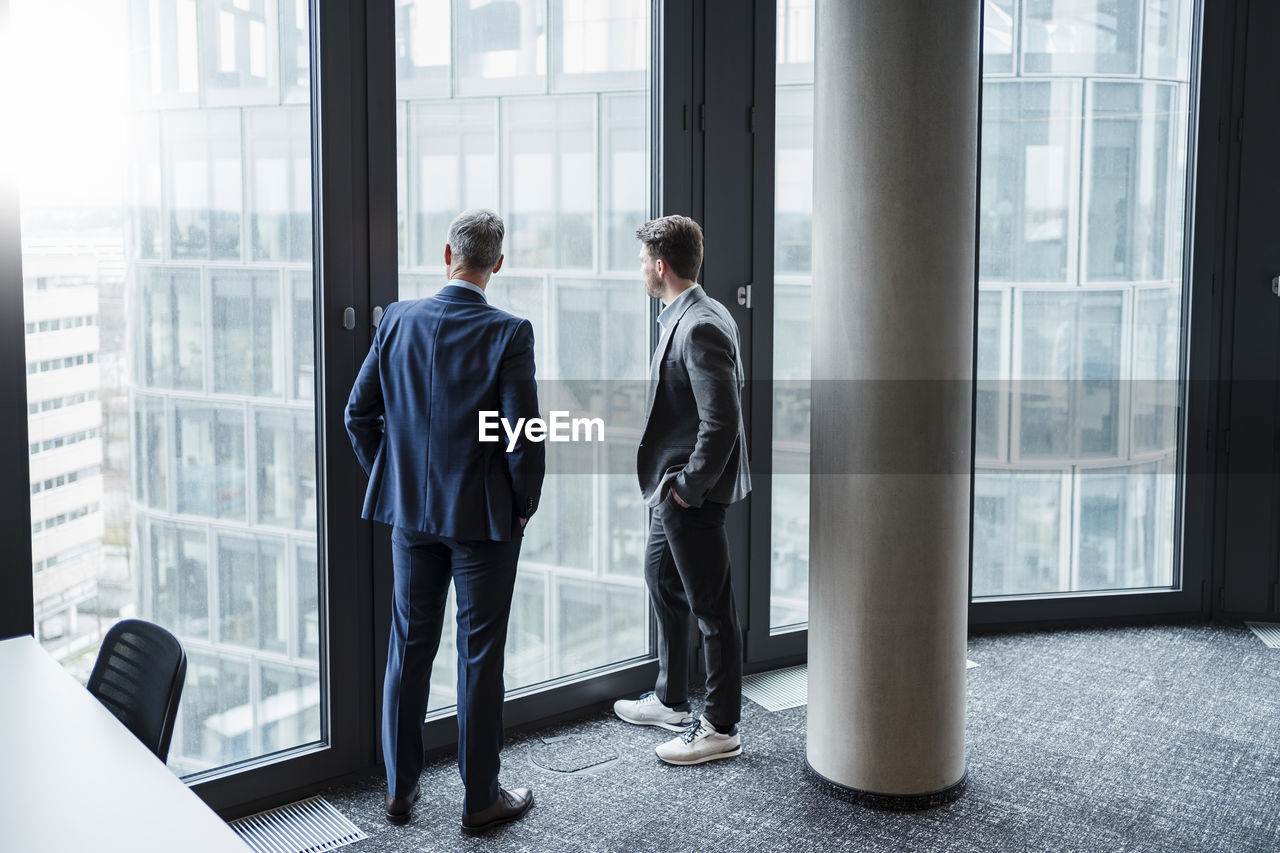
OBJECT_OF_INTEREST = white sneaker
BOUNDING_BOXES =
[613,691,695,731]
[654,715,742,765]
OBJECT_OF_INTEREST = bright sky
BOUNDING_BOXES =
[11,0,131,210]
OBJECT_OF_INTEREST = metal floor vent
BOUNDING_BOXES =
[228,796,367,853]
[531,734,619,774]
[1246,622,1280,649]
[743,665,808,711]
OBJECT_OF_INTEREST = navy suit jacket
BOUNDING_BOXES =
[345,284,545,541]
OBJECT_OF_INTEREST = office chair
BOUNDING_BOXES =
[86,618,187,763]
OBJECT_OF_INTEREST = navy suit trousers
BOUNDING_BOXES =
[383,526,521,813]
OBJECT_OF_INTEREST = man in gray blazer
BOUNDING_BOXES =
[613,215,751,765]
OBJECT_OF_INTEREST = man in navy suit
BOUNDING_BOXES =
[345,209,544,834]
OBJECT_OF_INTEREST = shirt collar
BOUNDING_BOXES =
[444,278,488,302]
[657,284,702,331]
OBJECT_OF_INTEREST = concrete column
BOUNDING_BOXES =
[806,0,979,808]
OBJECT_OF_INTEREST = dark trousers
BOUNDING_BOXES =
[383,527,521,813]
[645,494,743,730]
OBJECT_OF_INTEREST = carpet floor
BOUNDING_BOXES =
[320,623,1280,852]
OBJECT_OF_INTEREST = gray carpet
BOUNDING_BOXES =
[321,624,1280,852]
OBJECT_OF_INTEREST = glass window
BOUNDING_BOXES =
[976,289,1008,461]
[407,100,499,268]
[984,0,1017,74]
[605,442,647,579]
[776,0,814,84]
[165,110,243,261]
[398,0,651,714]
[769,469,809,629]
[770,4,817,632]
[130,0,200,107]
[174,404,247,520]
[505,572,549,689]
[1076,462,1173,590]
[1143,0,1193,80]
[140,267,204,391]
[485,274,549,369]
[521,467,595,573]
[246,108,312,264]
[290,271,315,401]
[972,470,1066,596]
[763,1,1195,604]
[218,535,287,653]
[454,0,547,96]
[971,0,1192,598]
[259,664,322,753]
[1131,285,1180,455]
[255,409,296,529]
[1085,82,1179,283]
[775,87,814,276]
[21,0,322,778]
[603,93,648,271]
[554,278,645,380]
[502,97,595,270]
[426,586,459,713]
[135,394,169,510]
[1022,0,1141,75]
[203,0,278,104]
[396,0,451,98]
[297,545,320,660]
[552,0,647,92]
[282,0,311,103]
[212,271,284,397]
[769,281,812,631]
[254,408,316,530]
[151,522,210,640]
[131,113,163,259]
[980,80,1079,283]
[180,652,251,772]
[555,579,646,677]
[397,272,436,302]
[1016,289,1124,460]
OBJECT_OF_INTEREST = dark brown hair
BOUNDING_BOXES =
[635,215,704,281]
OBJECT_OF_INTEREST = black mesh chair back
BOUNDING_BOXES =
[86,619,187,763]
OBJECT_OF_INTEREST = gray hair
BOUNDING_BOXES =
[447,209,505,271]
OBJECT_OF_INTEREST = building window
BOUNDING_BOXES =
[397,0,652,710]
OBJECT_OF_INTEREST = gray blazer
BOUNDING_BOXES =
[637,286,751,508]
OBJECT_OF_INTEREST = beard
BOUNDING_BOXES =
[643,268,663,299]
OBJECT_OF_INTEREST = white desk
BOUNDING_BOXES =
[0,635,248,852]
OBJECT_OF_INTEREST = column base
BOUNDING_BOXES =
[805,761,967,811]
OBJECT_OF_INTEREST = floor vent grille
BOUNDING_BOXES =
[228,796,367,853]
[1246,622,1280,649]
[532,734,619,774]
[743,665,808,711]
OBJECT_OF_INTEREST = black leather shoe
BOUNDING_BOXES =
[385,785,420,825]
[460,786,533,835]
